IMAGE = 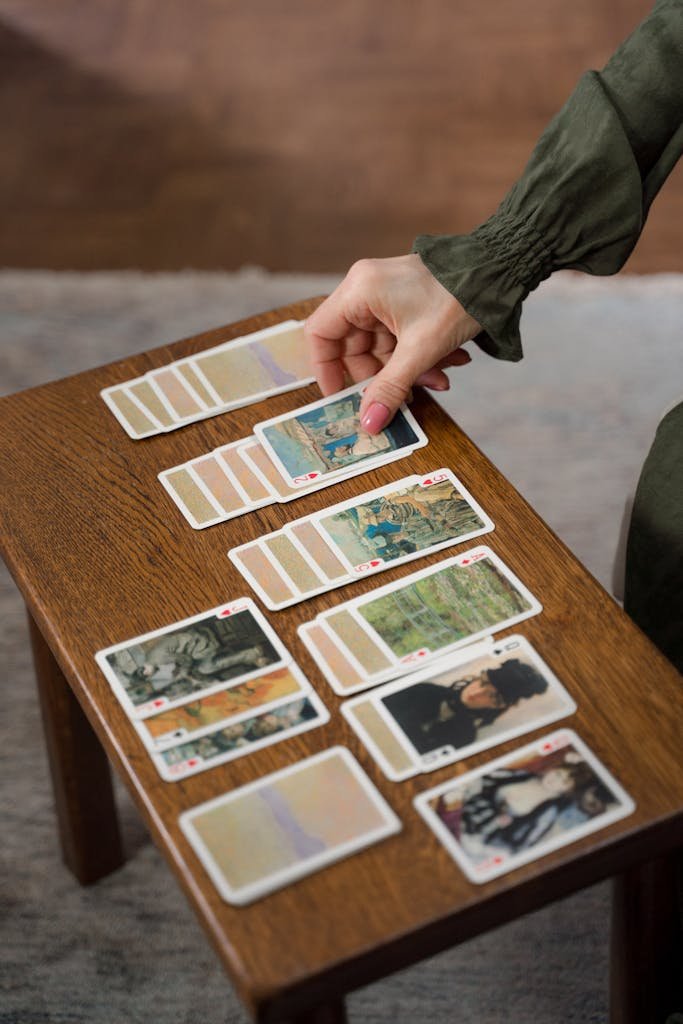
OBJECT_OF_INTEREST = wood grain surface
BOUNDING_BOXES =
[1,299,682,1023]
[1,0,681,273]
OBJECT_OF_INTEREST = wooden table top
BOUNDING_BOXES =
[1,299,682,1023]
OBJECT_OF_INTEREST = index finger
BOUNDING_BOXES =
[304,288,355,395]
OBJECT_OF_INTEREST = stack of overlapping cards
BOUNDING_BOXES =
[159,381,428,528]
[95,599,329,781]
[230,469,494,608]
[299,545,543,696]
[101,320,313,439]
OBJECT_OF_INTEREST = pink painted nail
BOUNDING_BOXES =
[361,402,391,434]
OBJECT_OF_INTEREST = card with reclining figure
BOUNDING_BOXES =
[95,599,290,719]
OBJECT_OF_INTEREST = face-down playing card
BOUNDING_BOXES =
[341,635,576,781]
[95,599,290,719]
[414,729,634,883]
[179,746,401,904]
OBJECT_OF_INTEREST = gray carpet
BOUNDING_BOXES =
[1,269,682,1024]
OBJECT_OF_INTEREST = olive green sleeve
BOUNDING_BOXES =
[413,0,683,361]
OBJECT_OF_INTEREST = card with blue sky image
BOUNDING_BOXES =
[341,635,576,781]
[179,746,401,904]
[413,729,634,884]
[253,380,427,488]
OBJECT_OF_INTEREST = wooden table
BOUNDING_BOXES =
[1,299,681,1024]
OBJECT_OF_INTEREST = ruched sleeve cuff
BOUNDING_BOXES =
[414,70,649,362]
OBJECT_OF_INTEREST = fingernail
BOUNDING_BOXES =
[361,402,391,434]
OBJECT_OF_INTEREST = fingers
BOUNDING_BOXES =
[359,334,446,431]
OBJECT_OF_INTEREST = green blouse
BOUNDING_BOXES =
[413,0,682,670]
[413,0,683,362]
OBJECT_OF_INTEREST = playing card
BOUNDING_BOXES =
[189,455,254,520]
[173,357,223,411]
[310,469,494,577]
[284,519,350,583]
[215,439,273,506]
[100,380,163,440]
[229,531,338,610]
[127,377,175,430]
[342,635,576,781]
[297,622,366,693]
[188,321,313,408]
[319,608,395,677]
[153,689,330,781]
[136,663,311,752]
[338,545,542,672]
[147,365,210,424]
[95,599,290,719]
[414,729,634,883]
[158,465,226,529]
[254,380,427,489]
[179,746,401,904]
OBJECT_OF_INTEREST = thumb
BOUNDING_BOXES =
[359,334,443,433]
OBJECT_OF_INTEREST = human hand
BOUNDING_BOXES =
[304,254,481,433]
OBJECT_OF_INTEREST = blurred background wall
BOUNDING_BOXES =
[1,0,680,273]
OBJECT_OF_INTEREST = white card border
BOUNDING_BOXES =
[95,599,291,720]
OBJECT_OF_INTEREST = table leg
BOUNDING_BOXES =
[610,852,683,1024]
[283,1000,348,1024]
[28,610,125,885]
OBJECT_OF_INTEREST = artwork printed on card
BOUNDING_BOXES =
[344,636,576,779]
[314,471,492,573]
[97,602,286,717]
[138,664,308,749]
[353,549,539,663]
[157,693,328,779]
[179,746,401,903]
[414,731,635,883]
[257,386,423,485]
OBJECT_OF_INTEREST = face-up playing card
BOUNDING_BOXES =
[342,545,541,667]
[342,635,577,781]
[153,689,330,781]
[179,746,401,904]
[95,599,290,719]
[135,663,311,752]
[414,729,634,883]
[158,465,227,529]
[310,470,493,576]
[254,381,427,489]
[302,546,542,695]
[100,380,163,440]
[101,320,313,439]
